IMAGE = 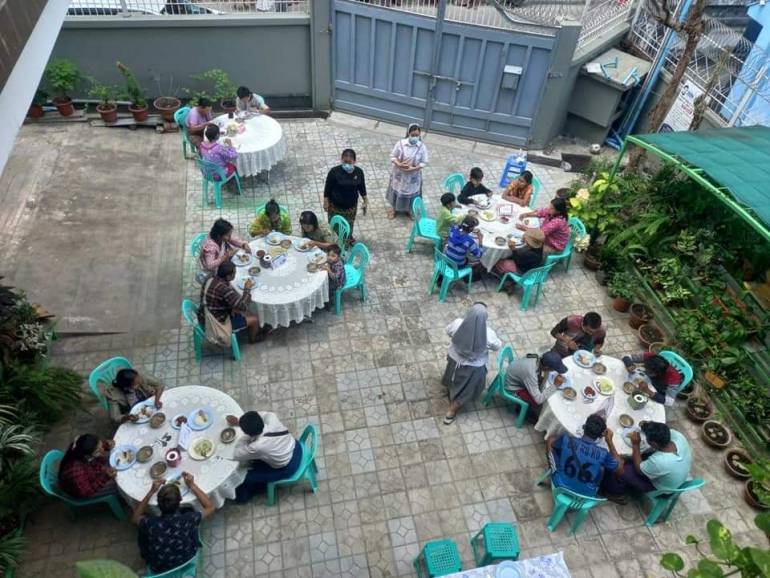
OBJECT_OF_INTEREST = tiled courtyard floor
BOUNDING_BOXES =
[12,113,767,578]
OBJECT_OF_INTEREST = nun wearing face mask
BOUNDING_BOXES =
[385,123,429,219]
[441,302,502,424]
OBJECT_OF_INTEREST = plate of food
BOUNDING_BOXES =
[130,399,157,423]
[231,252,253,267]
[500,216,511,224]
[149,412,166,429]
[170,414,187,430]
[109,444,138,471]
[523,217,540,228]
[137,446,154,463]
[293,238,313,252]
[573,350,596,369]
[236,277,257,290]
[594,377,615,396]
[163,473,190,498]
[480,210,496,222]
[622,426,651,451]
[622,381,636,395]
[220,427,237,444]
[618,414,634,428]
[495,236,507,246]
[307,263,319,273]
[187,408,213,431]
[310,251,327,265]
[280,239,292,249]
[548,371,572,389]
[248,266,261,276]
[149,461,168,479]
[561,386,577,400]
[189,437,216,461]
[592,362,607,375]
[582,385,597,403]
[266,232,284,246]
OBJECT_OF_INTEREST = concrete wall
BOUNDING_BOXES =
[51,13,326,109]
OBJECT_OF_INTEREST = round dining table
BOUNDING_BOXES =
[534,355,666,453]
[231,235,329,328]
[454,194,536,271]
[112,385,245,512]
[212,112,286,177]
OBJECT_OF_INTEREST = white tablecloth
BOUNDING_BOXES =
[233,237,329,328]
[455,195,533,271]
[213,113,286,177]
[534,356,666,452]
[442,552,572,578]
[113,385,245,513]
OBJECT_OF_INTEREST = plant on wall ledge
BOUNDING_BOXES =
[190,68,237,111]
[116,61,149,122]
[43,58,81,117]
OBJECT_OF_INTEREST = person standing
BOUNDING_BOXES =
[385,123,428,219]
[441,303,502,424]
[324,149,368,244]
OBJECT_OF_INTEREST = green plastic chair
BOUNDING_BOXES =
[413,539,462,578]
[181,299,241,362]
[88,357,133,411]
[470,522,520,566]
[334,242,370,315]
[190,233,207,258]
[144,550,200,578]
[546,483,606,534]
[644,478,704,527]
[173,106,193,159]
[496,263,555,310]
[481,346,528,428]
[544,216,586,272]
[443,172,465,195]
[406,197,441,253]
[529,176,541,209]
[196,158,242,210]
[39,450,127,521]
[266,424,319,506]
[329,214,351,255]
[659,350,694,395]
[429,249,473,302]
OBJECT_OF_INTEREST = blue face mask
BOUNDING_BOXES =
[342,163,354,173]
[408,136,420,145]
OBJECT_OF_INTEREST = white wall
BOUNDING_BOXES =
[0,0,69,179]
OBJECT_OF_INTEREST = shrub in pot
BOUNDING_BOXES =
[44,58,81,116]
[88,79,119,124]
[117,61,148,122]
[638,323,665,349]
[582,245,602,271]
[629,302,653,329]
[191,68,237,112]
[607,271,634,312]
[745,460,770,511]
[153,96,182,122]
[27,89,48,118]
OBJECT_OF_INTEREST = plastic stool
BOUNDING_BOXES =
[470,522,520,566]
[413,539,462,578]
[498,153,527,188]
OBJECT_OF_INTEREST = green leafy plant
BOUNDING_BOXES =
[660,514,770,577]
[44,58,81,99]
[31,89,48,107]
[746,460,770,508]
[116,61,146,107]
[88,78,119,108]
[607,271,635,301]
[0,530,26,573]
[190,68,236,104]
[0,365,82,425]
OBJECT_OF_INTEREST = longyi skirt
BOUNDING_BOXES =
[441,356,487,405]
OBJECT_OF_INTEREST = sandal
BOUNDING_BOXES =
[442,414,456,425]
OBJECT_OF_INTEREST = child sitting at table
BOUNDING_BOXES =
[323,244,346,303]
[458,167,492,205]
[501,170,533,207]
[199,124,238,181]
[249,198,292,237]
[436,192,463,243]
[493,229,545,294]
[299,210,334,249]
[236,86,270,113]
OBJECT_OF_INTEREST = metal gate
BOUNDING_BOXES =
[332,0,559,146]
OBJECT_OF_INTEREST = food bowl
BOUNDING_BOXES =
[280,239,292,249]
[256,250,266,258]
[629,393,648,410]
[592,362,607,375]
[495,236,507,246]
[248,266,261,276]
[137,446,154,463]
[149,412,166,429]
[172,415,187,429]
[149,461,168,479]
[622,381,636,395]
[561,387,577,400]
[618,414,634,428]
[582,386,597,402]
[165,448,182,468]
[220,427,236,444]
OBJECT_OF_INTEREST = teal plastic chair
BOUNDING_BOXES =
[329,214,351,254]
[413,539,462,578]
[334,242,370,315]
[190,233,207,258]
[544,216,586,272]
[196,158,242,210]
[181,299,241,362]
[406,196,441,253]
[496,263,555,310]
[482,346,528,428]
[470,522,520,566]
[546,483,606,534]
[443,172,465,195]
[39,450,127,521]
[529,175,541,209]
[173,106,193,159]
[144,549,200,578]
[266,424,319,506]
[659,350,694,395]
[643,478,704,527]
[429,249,473,302]
[88,357,133,411]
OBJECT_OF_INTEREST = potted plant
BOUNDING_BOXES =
[88,79,119,124]
[638,323,665,349]
[44,58,81,116]
[191,68,237,112]
[629,302,653,330]
[676,379,695,400]
[686,396,714,423]
[744,460,770,511]
[116,61,148,122]
[607,271,634,312]
[701,420,732,449]
[27,89,48,118]
[724,448,754,479]
[151,74,184,122]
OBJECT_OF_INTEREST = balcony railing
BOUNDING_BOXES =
[66,0,309,17]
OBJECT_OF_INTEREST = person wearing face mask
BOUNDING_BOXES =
[323,149,368,244]
[385,123,429,219]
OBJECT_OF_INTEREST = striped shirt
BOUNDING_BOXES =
[444,226,482,265]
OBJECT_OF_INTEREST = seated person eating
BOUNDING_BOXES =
[299,210,334,249]
[199,124,238,181]
[550,311,606,358]
[457,167,492,204]
[105,368,163,425]
[501,170,533,207]
[444,216,483,267]
[493,229,545,293]
[504,351,568,421]
[249,198,292,237]
[58,434,117,499]
[622,353,682,406]
[199,218,251,274]
[236,85,270,113]
[518,197,570,256]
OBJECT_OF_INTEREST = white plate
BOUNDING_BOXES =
[170,414,187,430]
[308,251,327,265]
[293,238,313,252]
[573,350,596,369]
[187,408,214,431]
[110,444,138,471]
[265,233,284,246]
[523,217,541,228]
[622,426,652,452]
[593,376,615,396]
[236,277,257,290]
[130,399,157,423]
[163,473,191,498]
[548,371,572,389]
[188,438,216,461]
[231,252,253,267]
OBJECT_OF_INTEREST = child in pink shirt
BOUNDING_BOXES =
[517,197,570,255]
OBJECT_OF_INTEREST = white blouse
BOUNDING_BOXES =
[446,318,502,367]
[390,139,429,169]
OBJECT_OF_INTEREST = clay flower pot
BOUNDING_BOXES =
[686,397,714,423]
[629,303,653,330]
[28,104,44,118]
[612,296,631,312]
[744,480,770,511]
[96,103,118,124]
[676,380,695,400]
[129,104,149,122]
[153,96,181,122]
[701,420,732,449]
[724,449,754,479]
[583,250,602,271]
[53,96,74,116]
[638,324,665,349]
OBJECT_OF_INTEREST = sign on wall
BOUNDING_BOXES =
[659,79,704,132]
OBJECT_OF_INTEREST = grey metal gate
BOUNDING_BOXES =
[332,0,559,146]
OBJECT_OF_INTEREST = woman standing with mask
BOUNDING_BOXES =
[385,123,429,219]
[324,148,368,244]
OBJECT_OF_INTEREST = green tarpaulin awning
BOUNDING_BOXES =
[610,126,770,243]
